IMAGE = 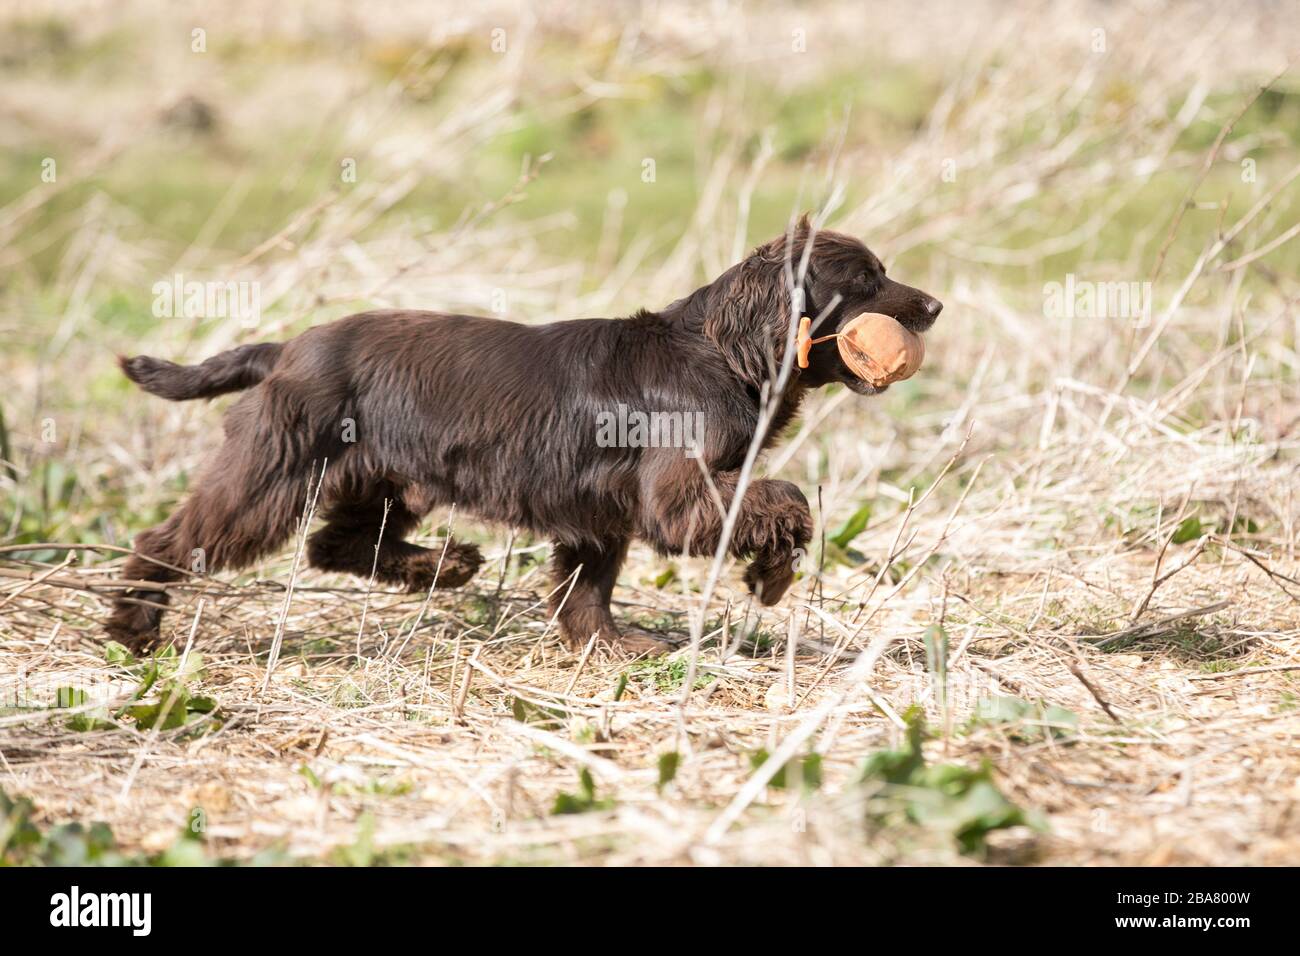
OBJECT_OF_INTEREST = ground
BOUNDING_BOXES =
[2,0,1299,866]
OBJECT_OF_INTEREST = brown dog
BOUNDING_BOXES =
[108,219,941,653]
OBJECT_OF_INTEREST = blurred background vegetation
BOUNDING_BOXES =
[2,0,1298,549]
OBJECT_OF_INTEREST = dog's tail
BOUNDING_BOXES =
[119,342,284,401]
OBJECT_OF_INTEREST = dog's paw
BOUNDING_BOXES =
[564,623,673,659]
[105,597,166,652]
[402,541,482,591]
[598,627,674,659]
[743,553,798,606]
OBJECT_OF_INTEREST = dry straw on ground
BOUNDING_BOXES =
[2,0,1299,865]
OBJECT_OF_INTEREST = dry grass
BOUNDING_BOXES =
[2,0,1300,865]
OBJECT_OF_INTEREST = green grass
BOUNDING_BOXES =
[626,656,716,694]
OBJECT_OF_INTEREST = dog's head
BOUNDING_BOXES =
[703,218,941,394]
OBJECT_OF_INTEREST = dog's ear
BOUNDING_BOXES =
[704,251,802,389]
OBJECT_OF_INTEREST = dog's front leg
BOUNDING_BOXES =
[548,538,669,655]
[730,477,813,604]
[641,459,812,605]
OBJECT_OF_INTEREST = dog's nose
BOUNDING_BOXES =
[923,297,943,318]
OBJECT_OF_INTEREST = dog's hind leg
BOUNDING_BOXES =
[306,488,481,592]
[106,439,317,651]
